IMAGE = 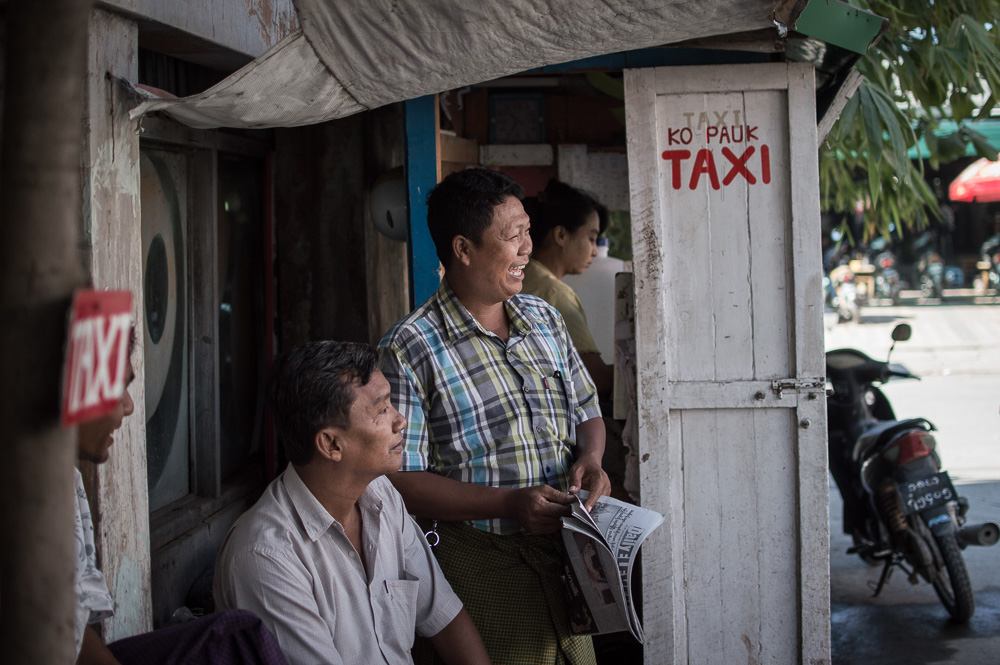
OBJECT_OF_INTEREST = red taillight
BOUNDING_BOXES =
[879,257,894,268]
[883,431,936,465]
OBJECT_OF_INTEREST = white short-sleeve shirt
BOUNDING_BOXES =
[214,466,462,665]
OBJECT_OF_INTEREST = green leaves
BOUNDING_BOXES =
[962,126,1000,160]
[822,2,1000,239]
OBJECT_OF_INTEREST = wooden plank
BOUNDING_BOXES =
[817,70,863,143]
[83,9,152,639]
[100,0,298,60]
[796,397,833,664]
[716,409,761,663]
[188,148,221,498]
[663,380,809,409]
[479,143,553,166]
[682,410,723,664]
[624,67,683,665]
[139,116,273,157]
[746,88,794,380]
[790,65,831,661]
[754,408,801,662]
[787,63,826,379]
[439,133,479,165]
[708,91,755,381]
[612,272,634,420]
[788,61,831,665]
[654,63,791,94]
[363,105,411,346]
[656,91,716,382]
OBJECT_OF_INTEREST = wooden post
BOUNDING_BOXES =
[82,9,152,639]
[0,1,95,663]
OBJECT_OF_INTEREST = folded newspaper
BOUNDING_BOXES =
[560,491,664,644]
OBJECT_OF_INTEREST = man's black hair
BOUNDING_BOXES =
[523,178,609,249]
[426,168,525,270]
[266,341,379,466]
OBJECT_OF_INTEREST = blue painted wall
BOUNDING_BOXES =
[404,96,440,308]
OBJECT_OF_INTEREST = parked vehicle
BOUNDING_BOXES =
[867,237,901,305]
[828,264,860,323]
[913,231,963,299]
[827,324,999,622]
[977,233,1000,293]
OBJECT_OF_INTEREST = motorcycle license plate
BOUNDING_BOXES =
[898,472,957,515]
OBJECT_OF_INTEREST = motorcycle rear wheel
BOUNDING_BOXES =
[924,525,975,622]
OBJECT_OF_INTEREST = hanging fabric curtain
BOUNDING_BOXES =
[130,0,802,129]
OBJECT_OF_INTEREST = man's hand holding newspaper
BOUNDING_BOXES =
[560,491,664,644]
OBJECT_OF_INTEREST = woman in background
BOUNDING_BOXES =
[522,179,613,401]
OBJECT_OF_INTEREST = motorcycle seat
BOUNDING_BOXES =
[852,418,935,463]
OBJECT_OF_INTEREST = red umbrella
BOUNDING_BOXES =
[949,157,1000,203]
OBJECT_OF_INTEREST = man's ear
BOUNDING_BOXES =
[553,225,569,247]
[452,235,473,267]
[314,427,343,463]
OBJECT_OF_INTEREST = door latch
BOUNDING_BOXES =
[770,378,825,399]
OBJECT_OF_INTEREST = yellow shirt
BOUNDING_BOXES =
[521,260,599,355]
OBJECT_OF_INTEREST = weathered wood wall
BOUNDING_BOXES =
[275,105,409,350]
[98,0,298,59]
[82,8,152,640]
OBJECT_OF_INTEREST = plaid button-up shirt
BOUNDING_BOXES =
[379,279,601,535]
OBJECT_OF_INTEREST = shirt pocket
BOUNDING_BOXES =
[382,578,420,651]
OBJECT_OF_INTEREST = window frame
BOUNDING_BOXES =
[140,117,275,541]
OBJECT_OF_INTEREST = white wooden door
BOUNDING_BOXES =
[624,62,829,665]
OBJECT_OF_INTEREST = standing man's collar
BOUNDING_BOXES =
[437,278,534,342]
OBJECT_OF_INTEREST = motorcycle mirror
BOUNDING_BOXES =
[891,324,912,342]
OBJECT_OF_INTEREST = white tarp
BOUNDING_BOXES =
[131,0,795,128]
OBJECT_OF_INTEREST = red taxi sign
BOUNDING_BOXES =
[62,290,133,426]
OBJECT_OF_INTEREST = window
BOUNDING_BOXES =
[139,124,274,624]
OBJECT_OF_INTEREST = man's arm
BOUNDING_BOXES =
[389,471,575,534]
[77,625,121,665]
[566,416,611,512]
[428,609,491,665]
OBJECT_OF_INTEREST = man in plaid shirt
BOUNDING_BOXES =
[380,168,610,665]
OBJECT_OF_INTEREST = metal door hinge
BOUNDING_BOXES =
[771,378,825,399]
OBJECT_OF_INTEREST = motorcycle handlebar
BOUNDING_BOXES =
[884,363,919,381]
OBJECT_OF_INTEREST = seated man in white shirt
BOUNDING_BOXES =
[214,341,490,665]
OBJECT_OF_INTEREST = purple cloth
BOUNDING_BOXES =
[107,609,289,665]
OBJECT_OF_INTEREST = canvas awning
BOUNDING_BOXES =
[130,0,814,129]
[950,158,1000,204]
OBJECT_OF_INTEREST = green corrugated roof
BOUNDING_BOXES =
[907,119,1000,159]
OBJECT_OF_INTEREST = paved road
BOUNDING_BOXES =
[824,301,1000,664]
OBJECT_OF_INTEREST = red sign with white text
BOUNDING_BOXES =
[62,290,133,426]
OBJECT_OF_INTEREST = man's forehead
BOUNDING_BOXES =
[490,197,528,230]
[353,370,390,406]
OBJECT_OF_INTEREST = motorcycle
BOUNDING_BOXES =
[913,231,963,299]
[867,237,901,305]
[827,323,999,622]
[828,264,860,323]
[976,233,1000,294]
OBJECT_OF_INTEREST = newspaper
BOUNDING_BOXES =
[560,491,664,644]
